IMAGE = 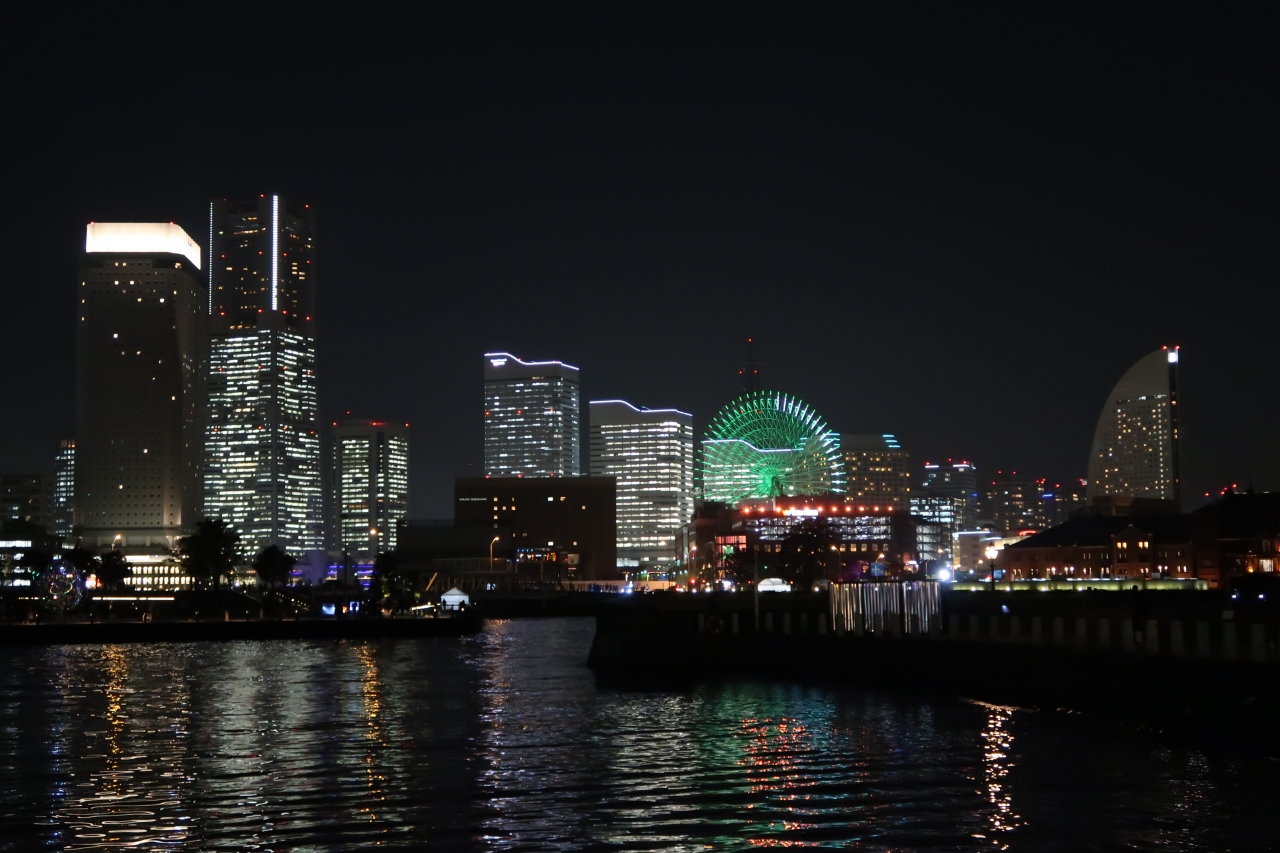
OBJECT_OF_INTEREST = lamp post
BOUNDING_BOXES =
[986,545,1000,593]
[489,535,500,571]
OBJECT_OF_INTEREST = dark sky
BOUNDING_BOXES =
[5,3,1277,517]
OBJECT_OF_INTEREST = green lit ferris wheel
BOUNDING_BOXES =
[700,391,844,504]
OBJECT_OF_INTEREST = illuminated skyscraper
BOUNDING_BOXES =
[589,400,695,567]
[332,420,410,561]
[843,434,911,509]
[1086,346,1182,504]
[52,438,75,539]
[75,222,206,587]
[483,353,580,477]
[204,195,323,557]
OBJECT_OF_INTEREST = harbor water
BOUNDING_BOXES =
[0,617,1273,850]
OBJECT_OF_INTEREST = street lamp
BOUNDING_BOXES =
[986,545,1000,592]
[489,535,500,571]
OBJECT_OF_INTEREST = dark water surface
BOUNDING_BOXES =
[0,618,1274,851]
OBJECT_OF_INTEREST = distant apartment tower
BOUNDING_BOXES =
[333,420,410,560]
[1044,478,1088,526]
[483,353,580,477]
[204,195,324,557]
[52,438,75,539]
[1086,347,1182,505]
[588,400,695,567]
[0,474,53,532]
[843,434,911,509]
[980,470,1050,536]
[75,223,206,577]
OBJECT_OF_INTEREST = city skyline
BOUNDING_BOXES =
[4,5,1277,519]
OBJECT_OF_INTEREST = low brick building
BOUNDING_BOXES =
[998,491,1280,587]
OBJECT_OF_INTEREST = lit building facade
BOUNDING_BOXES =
[689,498,936,581]
[204,196,324,557]
[52,438,75,539]
[588,400,695,567]
[454,476,617,579]
[843,434,911,509]
[483,353,580,477]
[333,420,410,561]
[1086,346,1182,505]
[0,475,53,532]
[75,222,206,587]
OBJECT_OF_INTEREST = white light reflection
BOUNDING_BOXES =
[973,701,1023,848]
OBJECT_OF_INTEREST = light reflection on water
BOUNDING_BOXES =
[0,618,1273,851]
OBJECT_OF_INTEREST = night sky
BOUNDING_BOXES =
[5,3,1276,517]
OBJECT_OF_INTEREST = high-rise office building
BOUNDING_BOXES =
[204,196,324,557]
[843,434,912,509]
[454,476,617,580]
[1086,347,1182,505]
[483,353,580,477]
[588,400,695,568]
[0,474,53,532]
[75,222,206,587]
[333,420,410,561]
[921,459,979,529]
[909,493,967,566]
[52,438,75,539]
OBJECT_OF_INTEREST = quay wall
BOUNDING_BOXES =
[587,589,1280,733]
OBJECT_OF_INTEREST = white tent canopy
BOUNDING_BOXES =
[757,577,792,593]
[440,587,471,609]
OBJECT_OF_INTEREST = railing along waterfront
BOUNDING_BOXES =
[830,581,941,635]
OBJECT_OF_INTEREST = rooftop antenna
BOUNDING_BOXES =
[737,337,760,393]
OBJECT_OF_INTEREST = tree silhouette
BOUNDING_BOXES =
[772,517,840,590]
[13,548,52,579]
[95,550,132,591]
[178,519,240,590]
[253,544,296,589]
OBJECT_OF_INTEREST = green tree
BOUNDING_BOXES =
[95,550,132,591]
[178,519,240,590]
[253,544,296,589]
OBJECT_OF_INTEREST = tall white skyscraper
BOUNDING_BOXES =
[204,196,324,558]
[1086,346,1182,504]
[75,222,207,588]
[589,400,694,568]
[483,353,580,477]
[333,420,410,561]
